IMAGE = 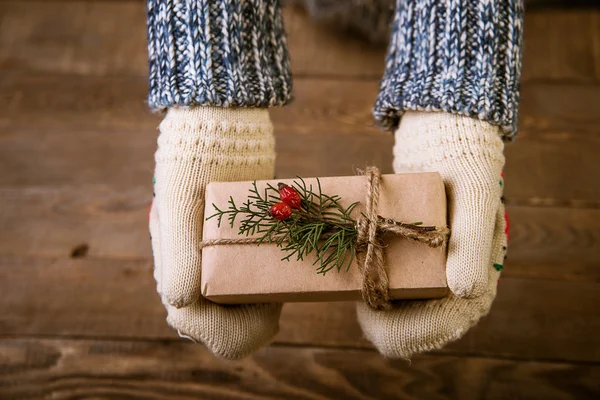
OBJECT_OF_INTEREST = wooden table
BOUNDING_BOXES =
[0,2,599,398]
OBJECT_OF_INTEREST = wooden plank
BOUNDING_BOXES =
[1,73,599,205]
[1,338,599,400]
[0,256,599,363]
[0,1,148,77]
[0,185,598,283]
[0,257,173,338]
[504,206,600,281]
[523,11,600,82]
[1,1,599,82]
[0,1,385,79]
[0,185,154,260]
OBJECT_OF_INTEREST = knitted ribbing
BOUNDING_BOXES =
[147,0,292,110]
[374,0,524,139]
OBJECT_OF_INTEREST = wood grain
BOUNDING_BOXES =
[1,2,599,82]
[1,338,599,400]
[1,2,599,397]
[523,11,600,83]
[0,256,599,363]
[1,72,599,206]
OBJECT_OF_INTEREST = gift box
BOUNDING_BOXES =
[201,172,448,304]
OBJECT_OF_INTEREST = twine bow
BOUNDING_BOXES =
[200,167,449,310]
[354,167,449,310]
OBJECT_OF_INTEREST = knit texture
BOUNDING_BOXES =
[357,204,506,359]
[392,111,505,298]
[153,106,276,307]
[374,0,524,139]
[147,0,292,110]
[357,111,508,359]
[149,106,282,358]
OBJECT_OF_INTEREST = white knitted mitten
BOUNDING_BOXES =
[149,106,282,359]
[356,111,507,359]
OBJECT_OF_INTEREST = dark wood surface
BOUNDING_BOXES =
[0,1,599,398]
[2,339,599,400]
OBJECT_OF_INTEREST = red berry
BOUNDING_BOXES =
[504,209,510,242]
[278,183,302,209]
[269,202,293,221]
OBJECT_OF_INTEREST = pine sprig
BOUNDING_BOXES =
[206,178,359,274]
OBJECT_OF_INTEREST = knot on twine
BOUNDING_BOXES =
[354,167,449,310]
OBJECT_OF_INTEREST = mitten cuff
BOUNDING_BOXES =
[374,0,524,140]
[155,106,275,164]
[147,0,292,110]
[393,111,505,171]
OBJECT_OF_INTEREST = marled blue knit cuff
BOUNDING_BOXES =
[147,0,292,110]
[374,0,524,140]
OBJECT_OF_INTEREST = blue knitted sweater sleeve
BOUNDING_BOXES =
[147,1,523,139]
[374,0,524,139]
[147,0,292,110]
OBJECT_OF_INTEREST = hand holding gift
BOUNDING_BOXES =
[356,111,508,359]
[149,106,283,359]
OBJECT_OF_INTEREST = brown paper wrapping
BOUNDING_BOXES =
[201,172,448,304]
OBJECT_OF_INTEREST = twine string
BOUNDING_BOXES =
[355,166,391,310]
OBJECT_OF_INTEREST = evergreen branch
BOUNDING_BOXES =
[206,178,360,274]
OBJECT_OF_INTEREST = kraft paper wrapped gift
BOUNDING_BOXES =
[201,172,449,304]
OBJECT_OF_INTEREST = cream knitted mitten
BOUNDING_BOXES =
[356,111,507,359]
[149,106,282,359]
